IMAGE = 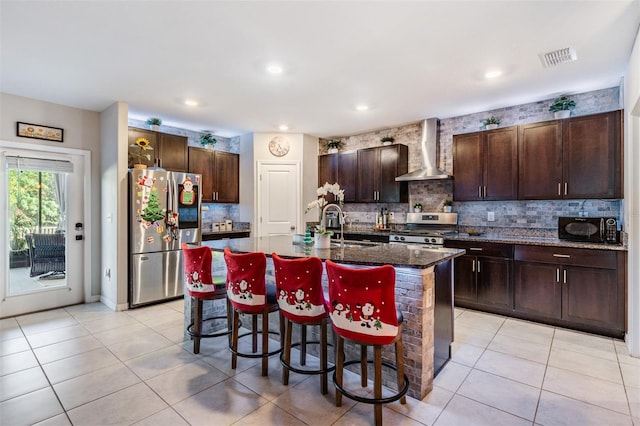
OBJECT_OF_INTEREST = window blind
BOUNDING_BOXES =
[5,155,73,173]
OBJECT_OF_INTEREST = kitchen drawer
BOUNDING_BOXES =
[445,241,513,258]
[514,245,617,269]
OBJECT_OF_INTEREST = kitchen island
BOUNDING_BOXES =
[187,235,464,400]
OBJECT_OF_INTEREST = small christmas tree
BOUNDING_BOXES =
[141,188,165,223]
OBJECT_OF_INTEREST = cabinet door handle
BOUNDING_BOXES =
[471,260,475,272]
[556,268,560,283]
[478,186,482,198]
[212,192,215,200]
[477,260,481,273]
[558,183,561,196]
[469,248,483,251]
[563,269,567,284]
[483,186,487,198]
[553,254,571,258]
[564,182,568,196]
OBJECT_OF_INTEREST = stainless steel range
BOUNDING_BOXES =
[389,212,458,246]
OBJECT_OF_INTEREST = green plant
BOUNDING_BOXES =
[443,199,453,206]
[199,132,217,147]
[380,136,395,143]
[327,139,342,149]
[146,117,162,126]
[129,137,153,164]
[549,96,576,112]
[483,116,501,126]
[413,202,422,209]
[10,208,33,251]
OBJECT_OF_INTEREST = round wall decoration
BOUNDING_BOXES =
[268,135,290,157]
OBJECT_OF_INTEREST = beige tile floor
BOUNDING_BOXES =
[1,301,639,425]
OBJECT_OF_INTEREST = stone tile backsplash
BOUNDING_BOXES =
[327,86,624,231]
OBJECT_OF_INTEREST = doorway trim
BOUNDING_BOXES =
[0,140,93,306]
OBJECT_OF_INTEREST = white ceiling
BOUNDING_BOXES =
[1,1,639,138]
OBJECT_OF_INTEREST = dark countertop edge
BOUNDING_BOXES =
[202,237,465,269]
[202,230,251,236]
[445,234,627,251]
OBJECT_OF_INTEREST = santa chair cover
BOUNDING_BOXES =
[182,243,218,298]
[224,247,267,313]
[326,260,399,345]
[272,253,328,322]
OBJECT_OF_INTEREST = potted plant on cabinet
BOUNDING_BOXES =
[549,96,576,119]
[146,117,162,131]
[380,136,395,146]
[413,202,423,213]
[483,116,501,130]
[129,137,154,168]
[327,139,342,154]
[199,132,217,149]
[443,199,453,213]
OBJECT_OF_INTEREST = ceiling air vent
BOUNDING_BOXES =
[539,47,577,68]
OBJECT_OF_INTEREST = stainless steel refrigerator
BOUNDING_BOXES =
[128,169,202,307]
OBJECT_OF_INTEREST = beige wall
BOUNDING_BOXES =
[624,20,640,356]
[0,93,102,297]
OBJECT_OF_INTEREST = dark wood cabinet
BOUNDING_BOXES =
[445,241,513,311]
[518,111,622,200]
[453,127,517,201]
[128,128,187,171]
[188,147,239,203]
[356,145,408,203]
[514,245,625,337]
[318,151,357,203]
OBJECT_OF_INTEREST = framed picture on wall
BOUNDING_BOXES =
[16,122,64,143]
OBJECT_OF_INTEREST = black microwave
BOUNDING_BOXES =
[558,217,619,244]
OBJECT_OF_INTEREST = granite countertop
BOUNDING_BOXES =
[202,235,465,269]
[445,232,627,251]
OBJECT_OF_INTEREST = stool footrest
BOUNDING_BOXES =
[229,330,283,359]
[187,314,235,339]
[280,340,335,376]
[333,359,409,405]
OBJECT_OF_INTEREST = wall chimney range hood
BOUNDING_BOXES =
[395,118,452,181]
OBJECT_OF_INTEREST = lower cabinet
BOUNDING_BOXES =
[444,241,513,312]
[514,245,625,337]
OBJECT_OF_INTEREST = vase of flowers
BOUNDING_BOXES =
[306,182,345,247]
[129,137,154,168]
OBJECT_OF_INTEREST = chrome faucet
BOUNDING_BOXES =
[321,203,345,245]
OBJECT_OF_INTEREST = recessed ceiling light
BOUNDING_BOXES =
[184,99,199,107]
[279,124,289,131]
[356,104,369,111]
[485,70,503,79]
[267,63,283,74]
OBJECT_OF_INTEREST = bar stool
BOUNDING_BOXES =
[224,247,283,376]
[182,243,232,354]
[325,259,409,426]
[272,253,335,394]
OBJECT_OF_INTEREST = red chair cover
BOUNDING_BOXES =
[182,243,217,298]
[224,247,267,313]
[272,253,328,322]
[326,260,399,345]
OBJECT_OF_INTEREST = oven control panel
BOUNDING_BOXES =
[389,234,444,245]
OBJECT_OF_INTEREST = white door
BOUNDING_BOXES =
[257,162,300,237]
[0,149,86,317]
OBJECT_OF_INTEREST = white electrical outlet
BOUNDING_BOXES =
[488,211,495,221]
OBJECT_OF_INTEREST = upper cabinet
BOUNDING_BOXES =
[453,126,518,201]
[357,145,408,203]
[318,151,357,203]
[518,110,622,200]
[128,128,187,172]
[188,147,239,203]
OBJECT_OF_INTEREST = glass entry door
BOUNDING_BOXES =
[1,151,85,317]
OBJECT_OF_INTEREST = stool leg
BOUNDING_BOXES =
[282,318,292,385]
[252,315,258,353]
[320,320,328,395]
[279,311,285,349]
[226,298,233,346]
[395,339,407,404]
[335,335,344,407]
[360,344,368,387]
[300,325,307,366]
[193,298,203,354]
[231,309,239,370]
[261,308,269,376]
[374,345,382,426]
